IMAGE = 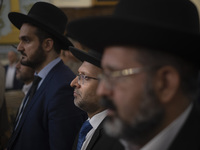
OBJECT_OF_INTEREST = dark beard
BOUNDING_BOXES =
[100,96,116,110]
[20,44,46,69]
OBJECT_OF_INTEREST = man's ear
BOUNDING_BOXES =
[42,38,54,52]
[154,66,180,104]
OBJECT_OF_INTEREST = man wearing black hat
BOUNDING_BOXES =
[7,2,87,150]
[67,0,200,149]
[69,46,124,150]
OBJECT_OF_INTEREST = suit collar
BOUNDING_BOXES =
[36,57,61,88]
[141,104,193,150]
[8,61,64,148]
[86,118,106,150]
[168,102,200,150]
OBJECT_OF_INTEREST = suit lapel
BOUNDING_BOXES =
[86,119,105,150]
[14,61,60,130]
[8,80,47,148]
[168,103,200,150]
[72,133,79,150]
[8,61,63,148]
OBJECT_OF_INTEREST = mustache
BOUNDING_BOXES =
[74,90,81,96]
[100,96,116,110]
[20,51,27,56]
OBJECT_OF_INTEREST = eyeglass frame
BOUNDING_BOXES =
[98,67,144,88]
[77,74,98,85]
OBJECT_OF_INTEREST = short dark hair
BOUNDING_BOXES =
[35,26,62,54]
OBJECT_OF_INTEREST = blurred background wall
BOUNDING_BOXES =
[0,0,117,65]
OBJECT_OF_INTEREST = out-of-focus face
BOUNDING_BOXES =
[7,51,17,64]
[16,60,34,83]
[70,61,103,116]
[97,46,164,143]
[17,23,46,69]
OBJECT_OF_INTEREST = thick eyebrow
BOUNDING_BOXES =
[78,71,85,75]
[103,65,122,72]
[78,69,96,76]
[19,35,29,40]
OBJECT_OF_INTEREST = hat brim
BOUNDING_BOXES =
[9,12,72,50]
[67,16,200,67]
[69,46,101,68]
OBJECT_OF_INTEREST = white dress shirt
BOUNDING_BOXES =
[22,82,33,96]
[81,110,107,150]
[5,63,16,89]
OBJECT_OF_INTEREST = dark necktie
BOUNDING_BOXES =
[77,120,93,150]
[14,75,41,130]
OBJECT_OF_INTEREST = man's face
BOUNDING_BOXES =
[7,51,17,64]
[17,23,46,69]
[16,60,34,83]
[70,61,103,115]
[97,46,164,143]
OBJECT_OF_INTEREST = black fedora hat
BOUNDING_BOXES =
[8,2,72,49]
[67,0,200,67]
[69,46,102,68]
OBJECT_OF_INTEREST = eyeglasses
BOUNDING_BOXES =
[98,67,143,88]
[77,74,98,85]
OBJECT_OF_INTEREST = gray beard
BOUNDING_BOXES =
[103,79,165,145]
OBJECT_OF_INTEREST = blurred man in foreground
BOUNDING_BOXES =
[67,0,200,149]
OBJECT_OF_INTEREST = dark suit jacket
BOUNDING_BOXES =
[72,117,124,150]
[168,102,200,150]
[7,60,87,150]
[4,65,24,91]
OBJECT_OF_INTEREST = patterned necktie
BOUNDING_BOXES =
[14,75,41,130]
[77,120,93,150]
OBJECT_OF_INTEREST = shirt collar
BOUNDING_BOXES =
[120,104,193,150]
[22,82,33,95]
[35,57,61,88]
[141,103,193,150]
[89,110,107,130]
